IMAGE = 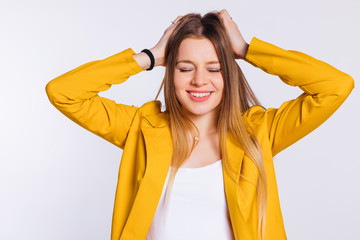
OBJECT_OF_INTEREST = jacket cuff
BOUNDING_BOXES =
[103,48,144,77]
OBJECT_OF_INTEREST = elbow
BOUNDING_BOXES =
[328,73,355,105]
[45,80,56,104]
[45,79,65,107]
[339,73,355,99]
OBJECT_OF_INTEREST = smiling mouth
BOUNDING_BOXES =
[186,91,213,98]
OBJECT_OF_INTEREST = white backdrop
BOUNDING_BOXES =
[1,0,359,239]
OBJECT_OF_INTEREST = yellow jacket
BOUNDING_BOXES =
[45,37,354,239]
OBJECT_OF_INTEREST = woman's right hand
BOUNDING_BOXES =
[133,15,183,70]
[150,15,183,67]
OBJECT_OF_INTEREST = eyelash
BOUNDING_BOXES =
[179,69,220,73]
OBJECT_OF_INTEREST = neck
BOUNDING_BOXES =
[184,109,219,138]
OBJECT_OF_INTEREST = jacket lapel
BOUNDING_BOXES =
[224,132,259,223]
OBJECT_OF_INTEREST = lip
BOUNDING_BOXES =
[187,90,214,93]
[186,91,213,102]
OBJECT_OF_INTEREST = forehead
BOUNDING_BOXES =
[177,37,219,64]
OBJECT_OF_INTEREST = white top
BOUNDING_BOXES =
[146,159,235,240]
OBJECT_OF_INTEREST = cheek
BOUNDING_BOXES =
[215,77,225,92]
[215,78,225,102]
[173,74,187,92]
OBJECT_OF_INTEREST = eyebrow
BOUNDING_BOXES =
[176,60,220,65]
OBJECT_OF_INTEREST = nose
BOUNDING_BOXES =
[191,68,208,86]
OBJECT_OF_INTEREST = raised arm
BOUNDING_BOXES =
[45,49,144,149]
[45,16,184,149]
[244,37,354,156]
[219,9,354,156]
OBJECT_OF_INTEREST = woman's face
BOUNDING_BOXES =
[174,37,224,118]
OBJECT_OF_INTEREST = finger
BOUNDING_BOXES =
[165,15,183,34]
[172,15,183,25]
[219,9,232,21]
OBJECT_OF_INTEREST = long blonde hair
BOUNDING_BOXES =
[155,11,267,239]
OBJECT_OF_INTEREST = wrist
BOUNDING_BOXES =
[149,47,164,67]
[132,52,152,70]
[240,42,249,60]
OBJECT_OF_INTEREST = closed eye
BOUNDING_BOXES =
[179,69,221,72]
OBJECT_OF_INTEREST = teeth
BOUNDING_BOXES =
[189,92,211,98]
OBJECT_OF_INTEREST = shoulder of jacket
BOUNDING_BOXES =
[138,100,169,128]
[243,105,269,126]
[138,100,162,115]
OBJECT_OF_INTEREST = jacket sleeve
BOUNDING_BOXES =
[45,48,144,149]
[244,37,354,157]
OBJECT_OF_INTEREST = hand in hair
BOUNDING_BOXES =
[218,9,249,60]
[150,15,183,67]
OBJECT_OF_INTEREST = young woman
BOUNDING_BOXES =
[45,9,354,240]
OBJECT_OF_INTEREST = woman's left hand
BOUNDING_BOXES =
[218,9,249,60]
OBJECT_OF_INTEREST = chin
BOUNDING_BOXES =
[182,104,218,117]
